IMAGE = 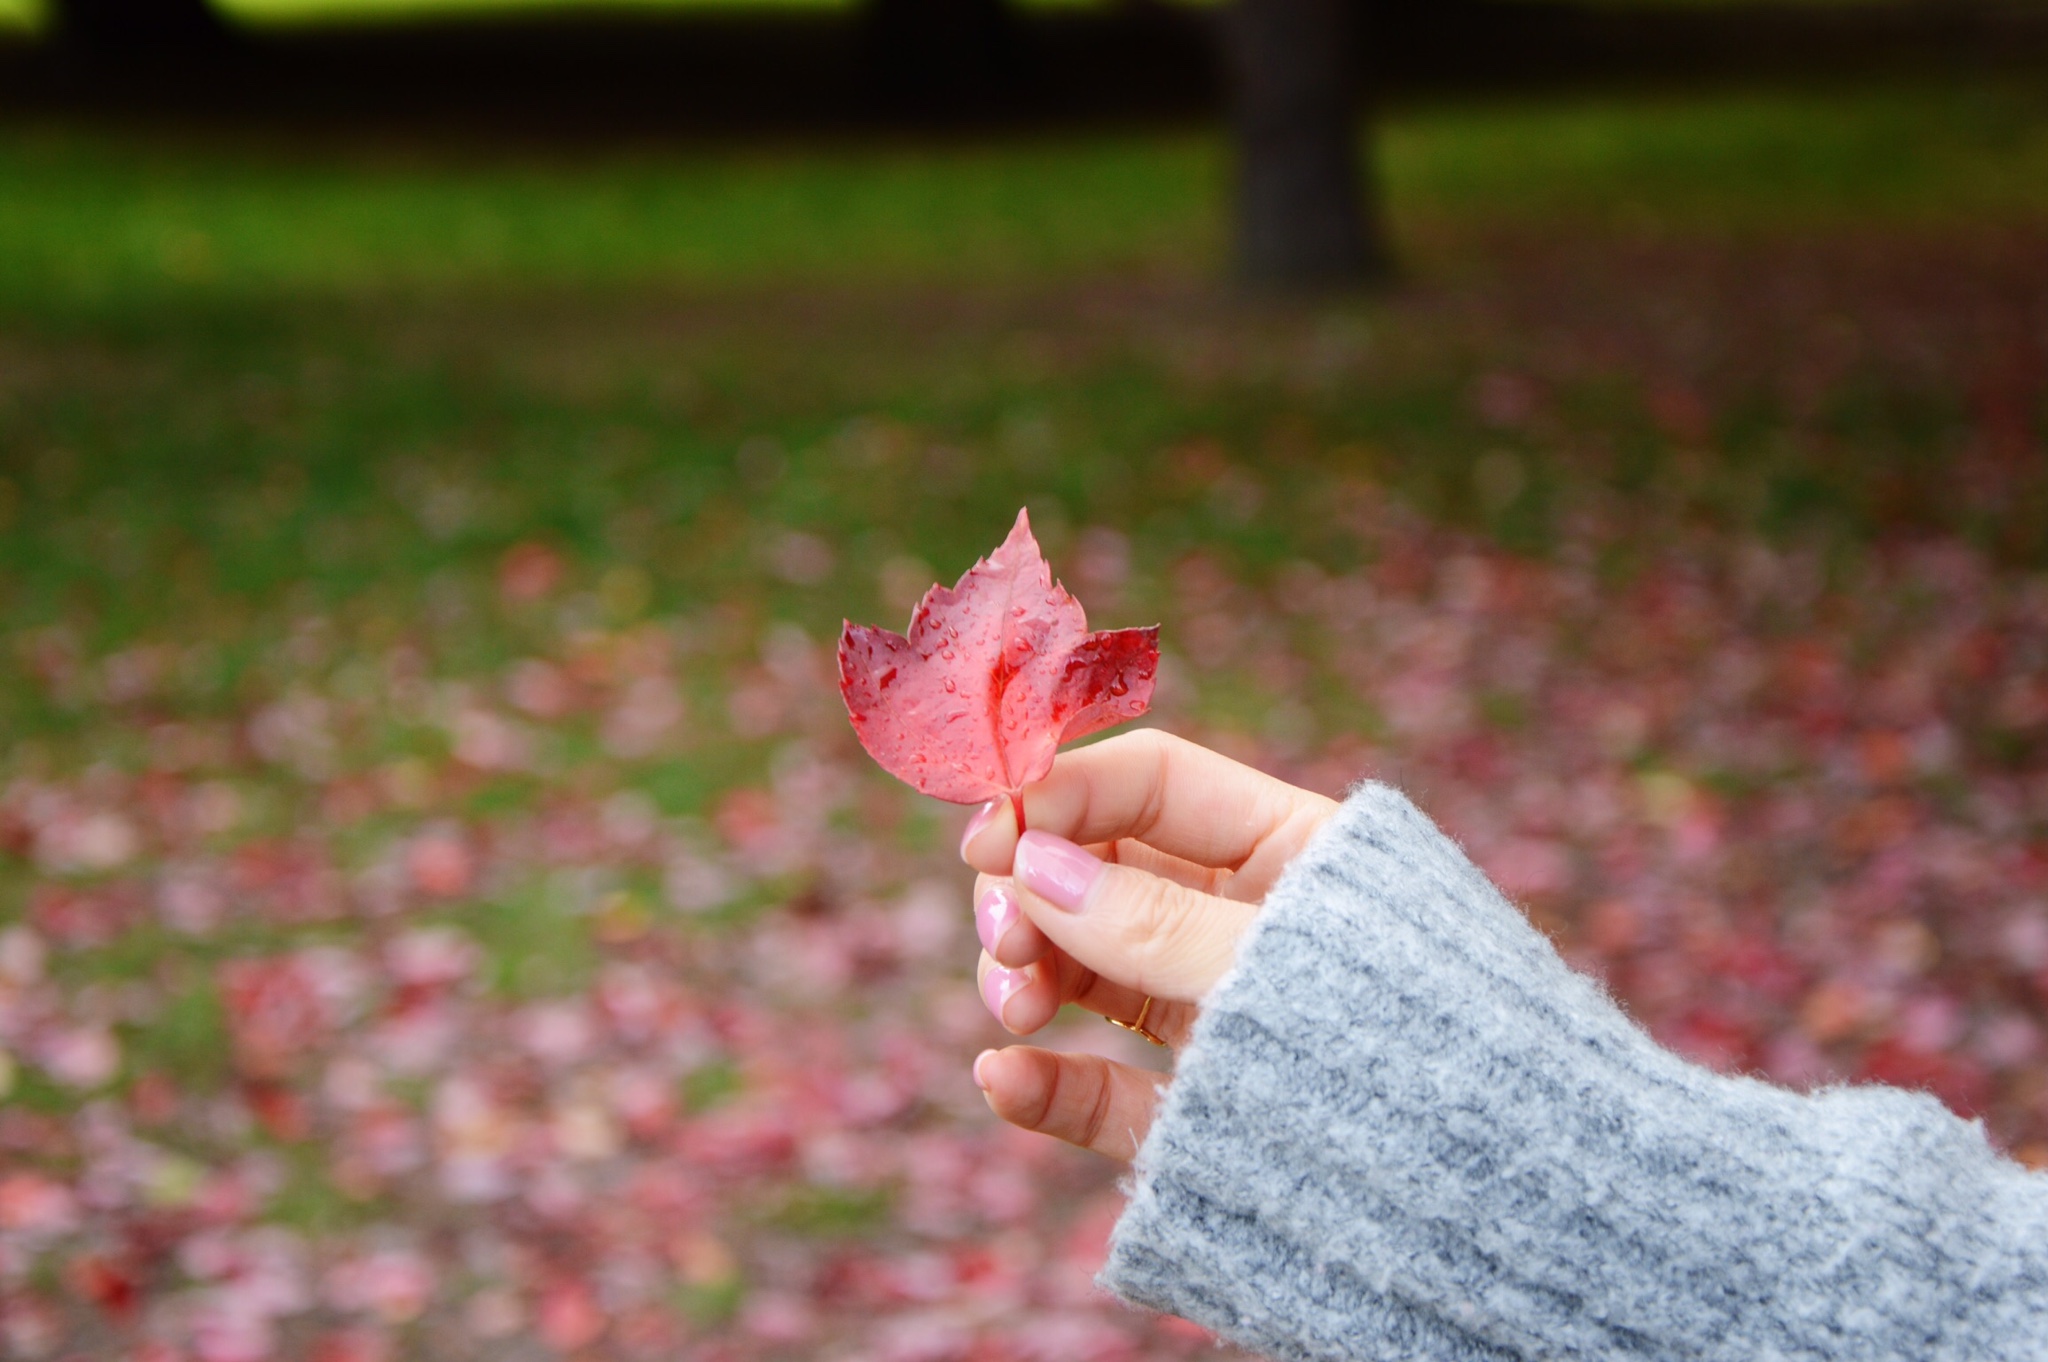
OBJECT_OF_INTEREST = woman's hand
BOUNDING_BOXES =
[958,729,1337,1161]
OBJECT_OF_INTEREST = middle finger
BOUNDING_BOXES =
[976,841,1225,970]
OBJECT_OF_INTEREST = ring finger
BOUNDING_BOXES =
[976,948,1196,1046]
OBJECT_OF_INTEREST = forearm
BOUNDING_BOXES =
[1101,784,2048,1360]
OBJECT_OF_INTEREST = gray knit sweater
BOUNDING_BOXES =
[1099,783,2048,1359]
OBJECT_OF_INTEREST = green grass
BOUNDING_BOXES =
[1,82,2044,317]
[0,134,1223,308]
[0,77,2043,718]
[1385,84,2048,228]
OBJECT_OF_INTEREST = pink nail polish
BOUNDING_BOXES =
[980,965,1029,1026]
[1013,831,1102,913]
[959,800,1001,858]
[975,883,1022,956]
[972,1049,996,1090]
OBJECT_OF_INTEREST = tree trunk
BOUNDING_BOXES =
[1222,0,1389,288]
[52,0,233,53]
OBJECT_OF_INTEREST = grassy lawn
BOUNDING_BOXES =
[0,77,2044,1359]
[2,80,2045,658]
[5,84,2047,310]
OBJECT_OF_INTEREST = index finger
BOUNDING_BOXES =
[961,729,1334,880]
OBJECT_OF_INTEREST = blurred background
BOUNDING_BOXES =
[2,0,2047,1358]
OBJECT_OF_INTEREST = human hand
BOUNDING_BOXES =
[958,729,1338,1161]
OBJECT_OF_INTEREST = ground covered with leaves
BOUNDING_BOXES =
[2,80,2047,1361]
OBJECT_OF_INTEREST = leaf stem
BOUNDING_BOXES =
[1009,791,1027,836]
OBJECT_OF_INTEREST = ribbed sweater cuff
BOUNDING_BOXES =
[1097,782,2048,1361]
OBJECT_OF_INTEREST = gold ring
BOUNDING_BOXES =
[1106,995,1168,1047]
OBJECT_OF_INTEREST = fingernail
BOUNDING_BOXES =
[1013,831,1102,913]
[975,882,1022,956]
[959,800,1001,858]
[972,1049,996,1090]
[980,965,1029,1027]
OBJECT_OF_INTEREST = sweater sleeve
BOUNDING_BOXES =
[1098,782,2048,1361]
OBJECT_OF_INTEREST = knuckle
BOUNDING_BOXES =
[1102,726,1169,761]
[1116,874,1186,991]
[1137,733,1172,840]
[1026,1061,1062,1133]
[1039,1052,1113,1151]
[1075,1057,1116,1151]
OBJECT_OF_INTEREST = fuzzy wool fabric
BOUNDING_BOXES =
[1099,782,2048,1360]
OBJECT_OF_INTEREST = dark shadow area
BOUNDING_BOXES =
[5,4,1213,136]
[3,1,2048,138]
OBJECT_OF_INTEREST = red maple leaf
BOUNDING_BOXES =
[838,510,1158,816]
